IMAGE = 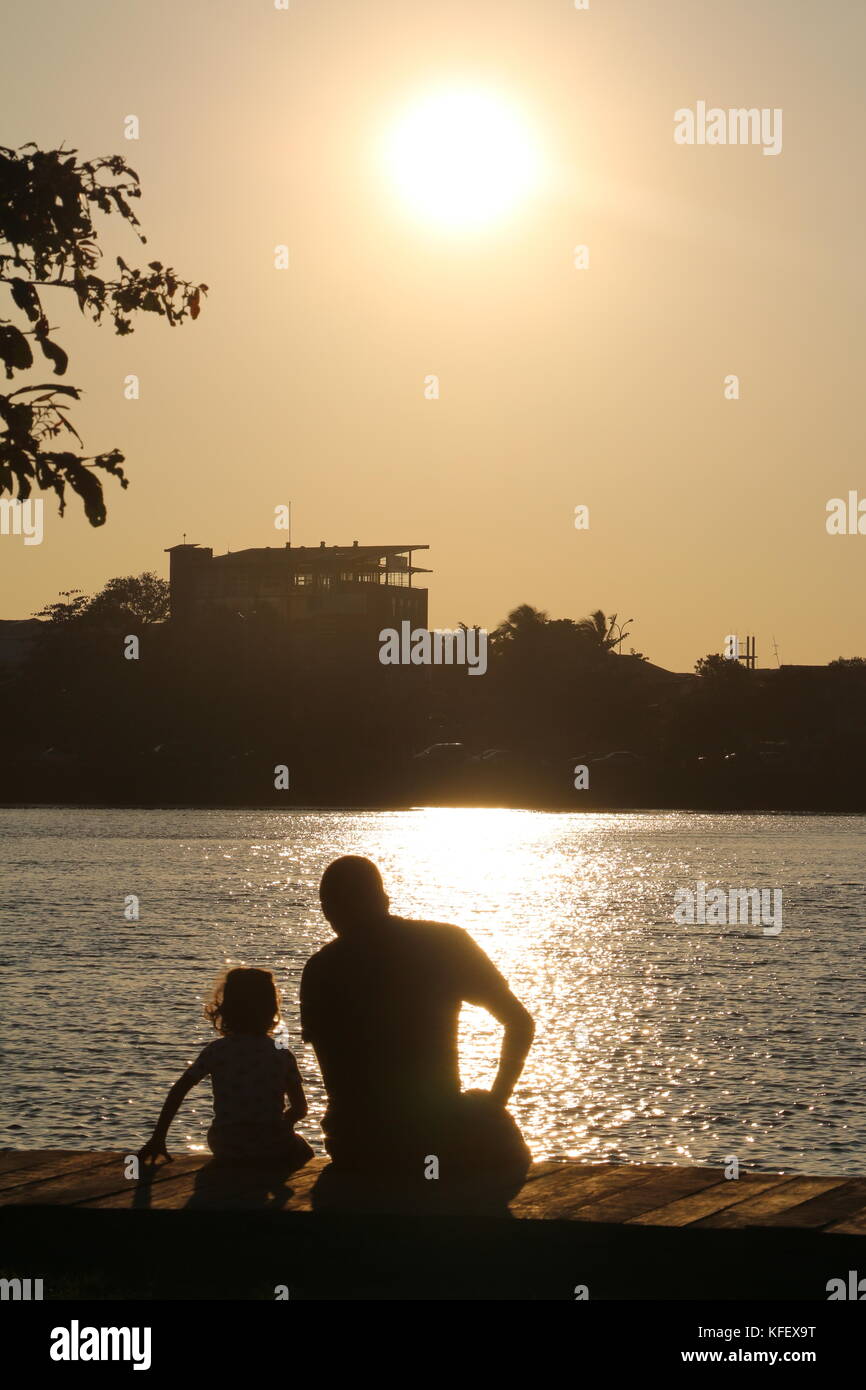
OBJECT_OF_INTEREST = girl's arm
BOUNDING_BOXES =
[284,1067,308,1127]
[139,1070,200,1162]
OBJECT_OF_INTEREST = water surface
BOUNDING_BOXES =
[1,808,863,1172]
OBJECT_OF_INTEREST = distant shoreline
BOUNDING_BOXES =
[2,801,865,816]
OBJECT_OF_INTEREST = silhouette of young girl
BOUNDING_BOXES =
[140,967,313,1169]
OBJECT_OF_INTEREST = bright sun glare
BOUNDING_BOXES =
[384,88,543,230]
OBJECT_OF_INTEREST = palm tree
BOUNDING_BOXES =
[575,609,630,653]
[491,604,550,646]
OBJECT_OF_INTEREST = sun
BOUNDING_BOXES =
[383,87,543,231]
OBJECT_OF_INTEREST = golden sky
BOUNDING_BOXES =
[2,0,864,669]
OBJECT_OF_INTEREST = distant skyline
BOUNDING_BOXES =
[2,0,865,670]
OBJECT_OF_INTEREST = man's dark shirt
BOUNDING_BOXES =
[300,916,513,1144]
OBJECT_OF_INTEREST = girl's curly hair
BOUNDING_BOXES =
[205,966,281,1037]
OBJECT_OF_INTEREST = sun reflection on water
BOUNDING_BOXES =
[346,809,663,1162]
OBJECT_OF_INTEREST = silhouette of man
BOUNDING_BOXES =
[301,856,534,1181]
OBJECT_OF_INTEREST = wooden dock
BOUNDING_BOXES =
[3,1150,866,1229]
[3,1150,865,1299]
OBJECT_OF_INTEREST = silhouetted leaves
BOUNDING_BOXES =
[31,447,128,523]
[0,324,33,376]
[34,324,68,374]
[0,142,206,524]
[37,571,170,627]
[9,277,41,321]
[34,588,90,624]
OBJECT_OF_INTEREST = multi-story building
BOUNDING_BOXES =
[165,541,430,635]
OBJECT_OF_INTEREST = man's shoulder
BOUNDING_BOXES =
[390,919,508,998]
[385,914,455,928]
[390,916,475,955]
[302,918,473,973]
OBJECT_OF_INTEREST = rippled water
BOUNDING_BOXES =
[1,808,864,1173]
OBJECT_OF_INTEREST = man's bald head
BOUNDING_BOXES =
[319,855,390,934]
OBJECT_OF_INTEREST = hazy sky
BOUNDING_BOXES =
[2,0,865,669]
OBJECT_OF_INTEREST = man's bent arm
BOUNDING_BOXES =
[488,992,534,1105]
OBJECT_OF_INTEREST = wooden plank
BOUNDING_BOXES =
[757,1179,866,1231]
[825,1206,866,1235]
[0,1150,79,1177]
[511,1163,634,1215]
[553,1165,726,1224]
[84,1157,328,1212]
[510,1163,656,1218]
[693,1176,848,1229]
[518,1161,618,1190]
[0,1152,124,1198]
[627,1172,790,1226]
[3,1154,210,1207]
[521,1161,569,1185]
[277,1158,329,1211]
[0,1151,102,1185]
[83,1168,229,1211]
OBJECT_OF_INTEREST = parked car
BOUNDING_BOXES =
[589,751,646,768]
[470,748,512,766]
[412,742,468,766]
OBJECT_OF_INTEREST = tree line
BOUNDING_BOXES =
[1,574,864,809]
